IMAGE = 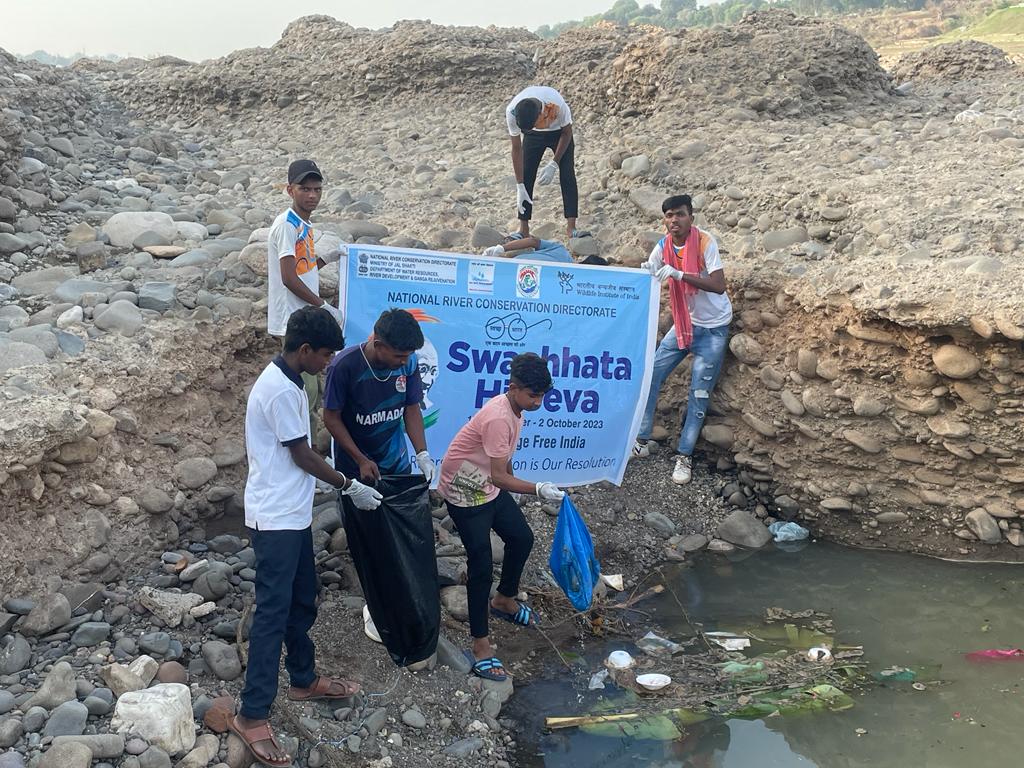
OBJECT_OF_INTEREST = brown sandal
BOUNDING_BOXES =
[227,716,292,768]
[287,675,361,702]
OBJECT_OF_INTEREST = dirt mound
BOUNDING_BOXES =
[538,10,893,121]
[107,10,895,124]
[0,47,98,193]
[890,40,1019,83]
[109,16,538,119]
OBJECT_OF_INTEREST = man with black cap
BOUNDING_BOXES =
[505,85,583,242]
[267,159,342,438]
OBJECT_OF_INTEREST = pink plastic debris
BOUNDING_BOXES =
[965,648,1024,661]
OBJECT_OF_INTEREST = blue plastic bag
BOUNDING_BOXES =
[549,495,601,611]
[768,521,809,542]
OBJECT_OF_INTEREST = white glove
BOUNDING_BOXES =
[415,450,435,483]
[343,479,383,510]
[537,160,558,186]
[320,244,348,264]
[656,264,684,283]
[516,183,532,216]
[482,245,505,258]
[321,303,343,325]
[536,482,565,502]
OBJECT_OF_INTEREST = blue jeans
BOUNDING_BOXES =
[240,527,319,720]
[638,323,730,456]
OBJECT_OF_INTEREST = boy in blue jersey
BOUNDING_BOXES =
[323,309,435,484]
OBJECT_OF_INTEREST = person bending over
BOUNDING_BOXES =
[506,85,586,242]
[438,353,566,682]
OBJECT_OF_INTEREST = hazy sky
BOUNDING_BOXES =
[2,0,617,61]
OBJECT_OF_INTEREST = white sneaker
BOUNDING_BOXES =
[672,455,692,485]
[632,440,650,458]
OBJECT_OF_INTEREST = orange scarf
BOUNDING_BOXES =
[661,227,703,349]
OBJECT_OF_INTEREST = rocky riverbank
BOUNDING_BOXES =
[1,10,1024,766]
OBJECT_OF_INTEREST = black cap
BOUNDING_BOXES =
[287,159,323,184]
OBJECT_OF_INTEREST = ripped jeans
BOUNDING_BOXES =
[638,323,730,456]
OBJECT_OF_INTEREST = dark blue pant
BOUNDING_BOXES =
[240,527,318,720]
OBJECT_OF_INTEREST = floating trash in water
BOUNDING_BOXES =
[637,631,684,656]
[706,631,752,651]
[606,650,635,669]
[875,666,916,681]
[912,682,927,691]
[636,673,672,691]
[965,648,1024,662]
[588,669,609,690]
[768,521,810,542]
[807,646,833,663]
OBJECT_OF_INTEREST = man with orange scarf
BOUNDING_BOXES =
[634,195,733,485]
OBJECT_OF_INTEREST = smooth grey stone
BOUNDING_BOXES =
[138,632,171,657]
[83,695,111,716]
[0,717,23,748]
[200,641,241,681]
[2,635,35,676]
[42,700,88,737]
[138,746,171,768]
[54,330,86,356]
[207,534,243,554]
[22,706,47,733]
[2,600,33,616]
[137,283,176,313]
[70,622,110,647]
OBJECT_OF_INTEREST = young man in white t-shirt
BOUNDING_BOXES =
[231,306,381,768]
[266,159,343,440]
[506,85,585,241]
[634,194,733,485]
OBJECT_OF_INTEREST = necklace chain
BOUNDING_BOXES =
[360,343,392,383]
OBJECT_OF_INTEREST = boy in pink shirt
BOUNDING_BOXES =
[438,353,565,681]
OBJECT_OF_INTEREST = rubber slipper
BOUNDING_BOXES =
[463,650,508,682]
[227,715,292,767]
[490,602,539,628]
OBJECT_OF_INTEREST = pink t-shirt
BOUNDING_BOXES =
[439,394,522,507]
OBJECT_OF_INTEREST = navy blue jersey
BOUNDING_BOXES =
[324,344,424,477]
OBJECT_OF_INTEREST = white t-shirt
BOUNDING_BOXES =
[505,86,573,136]
[267,208,319,337]
[645,233,733,328]
[244,359,315,531]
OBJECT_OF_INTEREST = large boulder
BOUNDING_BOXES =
[19,594,71,637]
[94,300,144,337]
[25,661,76,710]
[38,741,92,768]
[102,212,178,248]
[10,266,77,298]
[111,683,195,755]
[138,282,177,313]
[0,339,47,374]
[716,510,772,548]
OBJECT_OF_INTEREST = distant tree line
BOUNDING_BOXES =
[535,0,938,37]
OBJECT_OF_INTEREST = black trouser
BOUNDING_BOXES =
[446,491,534,639]
[520,130,578,222]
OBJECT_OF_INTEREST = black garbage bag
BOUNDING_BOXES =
[341,474,439,666]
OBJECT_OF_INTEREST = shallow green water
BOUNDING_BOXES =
[509,542,1024,767]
